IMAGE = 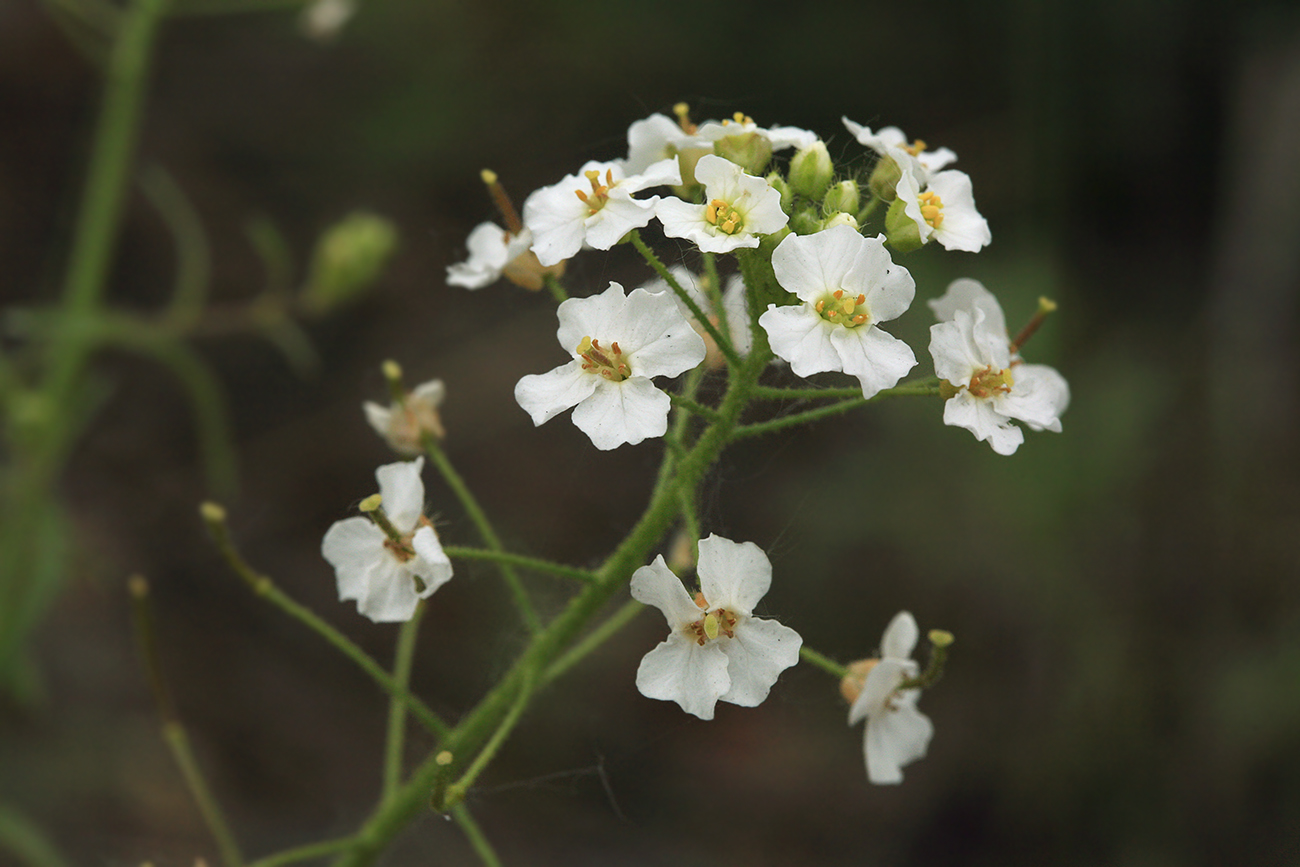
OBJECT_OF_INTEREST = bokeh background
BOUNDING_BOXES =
[2,0,1300,863]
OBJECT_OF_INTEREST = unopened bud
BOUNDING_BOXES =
[868,155,903,202]
[884,197,924,253]
[766,171,793,212]
[714,132,772,176]
[789,141,833,200]
[301,211,399,313]
[822,212,859,231]
[823,180,860,215]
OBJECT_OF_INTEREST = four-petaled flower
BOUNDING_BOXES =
[514,282,706,450]
[895,164,991,253]
[321,458,453,623]
[759,225,917,398]
[928,279,1069,455]
[523,159,681,267]
[631,534,802,720]
[845,611,934,785]
[842,117,958,182]
[446,223,559,292]
[656,154,788,254]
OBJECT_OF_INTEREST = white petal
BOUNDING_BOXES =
[718,617,802,707]
[854,235,916,324]
[624,156,683,191]
[555,282,628,353]
[943,390,1024,455]
[697,534,771,615]
[514,362,599,427]
[865,694,933,784]
[363,401,391,438]
[618,288,707,377]
[929,315,986,385]
[356,558,422,623]
[522,179,589,267]
[376,457,425,532]
[630,555,702,628]
[928,171,990,253]
[321,517,386,589]
[583,193,659,250]
[759,304,841,378]
[409,525,454,597]
[928,278,1007,338]
[829,326,916,399]
[880,611,919,660]
[847,658,915,725]
[635,636,730,720]
[570,377,669,450]
[771,227,862,305]
[996,363,1070,431]
[446,222,510,289]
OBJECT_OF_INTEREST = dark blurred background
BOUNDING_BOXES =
[2,0,1299,863]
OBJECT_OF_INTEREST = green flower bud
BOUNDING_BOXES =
[788,140,833,200]
[884,197,924,253]
[301,211,399,313]
[714,132,772,176]
[868,155,902,202]
[823,180,860,215]
[766,171,793,212]
[789,209,822,236]
[821,212,859,231]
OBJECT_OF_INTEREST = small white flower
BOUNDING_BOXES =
[363,378,446,456]
[643,266,752,368]
[758,225,917,398]
[522,159,681,267]
[842,117,958,181]
[896,165,991,253]
[847,611,934,785]
[446,222,538,290]
[656,155,788,254]
[928,279,1069,455]
[631,534,802,721]
[514,282,706,450]
[694,113,819,153]
[621,112,707,176]
[321,458,452,623]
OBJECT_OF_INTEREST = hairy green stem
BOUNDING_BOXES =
[442,546,598,584]
[383,603,425,801]
[800,645,849,680]
[733,383,941,439]
[248,837,356,867]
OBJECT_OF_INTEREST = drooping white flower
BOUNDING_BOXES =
[842,117,958,181]
[363,378,446,456]
[631,534,802,721]
[656,155,788,254]
[321,458,452,623]
[846,611,934,785]
[928,279,1069,455]
[446,222,559,291]
[621,112,708,176]
[514,282,706,450]
[643,266,752,368]
[522,159,681,267]
[758,225,917,398]
[895,164,991,253]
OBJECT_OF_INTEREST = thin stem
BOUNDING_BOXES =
[164,723,246,867]
[800,645,849,680]
[450,805,503,867]
[422,434,541,634]
[383,603,425,801]
[629,230,741,370]
[200,504,451,739]
[751,384,867,401]
[140,164,211,329]
[668,393,722,422]
[443,671,535,809]
[443,546,597,584]
[542,599,644,684]
[733,383,942,439]
[543,273,568,304]
[248,837,356,867]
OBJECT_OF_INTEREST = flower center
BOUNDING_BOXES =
[685,591,739,645]
[721,111,754,127]
[705,199,744,234]
[966,364,1015,398]
[901,138,927,156]
[575,336,631,382]
[814,289,871,328]
[573,169,617,215]
[917,190,945,229]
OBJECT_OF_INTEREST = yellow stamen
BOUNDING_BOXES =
[917,190,945,229]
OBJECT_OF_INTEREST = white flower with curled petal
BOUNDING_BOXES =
[694,112,819,153]
[656,155,788,254]
[621,112,707,176]
[514,282,706,450]
[321,458,452,623]
[758,225,917,398]
[631,534,802,721]
[522,158,681,267]
[842,117,958,181]
[445,222,560,292]
[844,611,934,785]
[928,279,1069,455]
[895,164,991,253]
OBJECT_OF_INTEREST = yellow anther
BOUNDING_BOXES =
[917,191,945,229]
[856,294,866,306]
[852,314,867,324]
[902,139,928,156]
[833,289,844,300]
[817,289,872,328]
[840,297,855,314]
[480,168,498,186]
[815,300,825,313]
[704,199,744,235]
[674,102,697,134]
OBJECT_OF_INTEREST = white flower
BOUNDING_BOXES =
[514,282,706,450]
[363,378,446,456]
[621,112,707,176]
[321,458,452,623]
[928,279,1070,455]
[896,165,991,253]
[447,222,554,291]
[842,117,957,181]
[643,266,752,368]
[847,611,934,785]
[631,534,802,721]
[694,113,819,152]
[656,155,788,254]
[522,159,681,267]
[758,225,917,398]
